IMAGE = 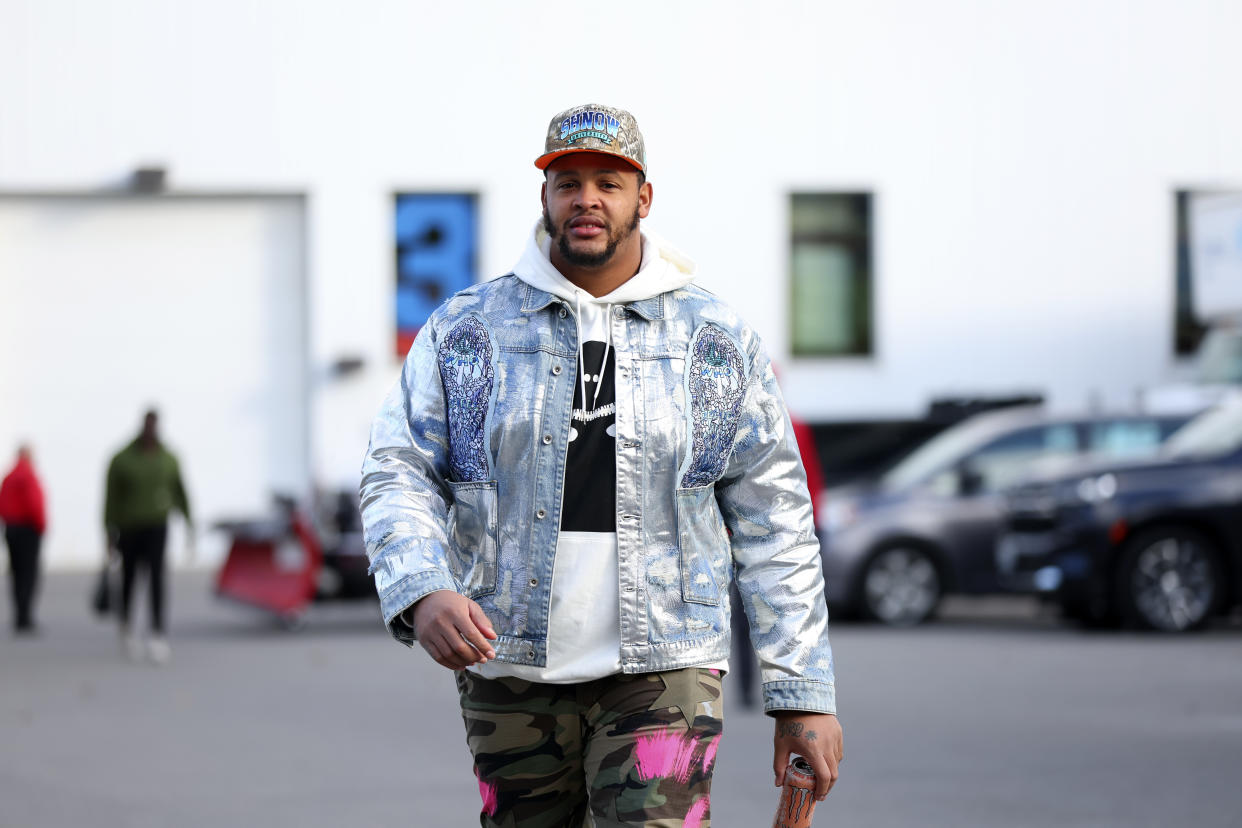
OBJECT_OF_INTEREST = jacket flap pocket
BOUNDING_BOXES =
[676,485,727,606]
[447,480,499,598]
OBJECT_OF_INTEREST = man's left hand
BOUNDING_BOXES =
[773,712,843,800]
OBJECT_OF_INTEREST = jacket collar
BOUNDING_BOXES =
[520,281,665,321]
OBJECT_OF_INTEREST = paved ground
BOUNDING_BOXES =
[3,573,1241,827]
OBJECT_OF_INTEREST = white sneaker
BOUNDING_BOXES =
[147,636,171,666]
[121,629,144,662]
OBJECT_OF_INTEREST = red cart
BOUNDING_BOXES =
[214,502,322,627]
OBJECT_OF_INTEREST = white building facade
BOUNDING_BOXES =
[2,0,1241,567]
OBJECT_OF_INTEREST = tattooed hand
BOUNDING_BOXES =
[772,712,843,800]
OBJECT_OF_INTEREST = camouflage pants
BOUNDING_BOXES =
[456,668,724,827]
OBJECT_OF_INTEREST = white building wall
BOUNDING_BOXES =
[3,0,1242,502]
[0,196,310,568]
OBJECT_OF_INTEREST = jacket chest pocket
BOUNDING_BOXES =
[676,485,728,606]
[447,480,499,598]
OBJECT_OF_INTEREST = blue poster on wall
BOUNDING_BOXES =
[394,193,478,356]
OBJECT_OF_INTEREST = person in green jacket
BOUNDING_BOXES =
[105,409,192,664]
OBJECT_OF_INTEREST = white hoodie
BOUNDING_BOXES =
[470,222,699,683]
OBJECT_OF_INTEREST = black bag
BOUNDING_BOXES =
[91,561,115,616]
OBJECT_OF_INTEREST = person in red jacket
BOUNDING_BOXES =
[0,445,48,634]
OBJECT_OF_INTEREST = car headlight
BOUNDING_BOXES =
[1072,473,1118,504]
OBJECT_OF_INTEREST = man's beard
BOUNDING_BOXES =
[543,205,641,268]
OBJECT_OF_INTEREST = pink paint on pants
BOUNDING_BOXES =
[634,726,723,787]
[635,730,700,784]
[477,772,498,817]
[684,795,711,828]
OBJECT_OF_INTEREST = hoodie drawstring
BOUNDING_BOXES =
[573,292,614,413]
[594,304,613,409]
[575,292,588,410]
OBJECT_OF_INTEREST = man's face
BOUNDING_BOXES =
[541,154,651,269]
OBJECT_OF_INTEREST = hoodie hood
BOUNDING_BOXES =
[512,220,697,418]
[512,221,697,306]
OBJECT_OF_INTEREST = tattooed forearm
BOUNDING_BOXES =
[777,721,805,738]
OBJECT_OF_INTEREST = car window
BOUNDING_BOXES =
[964,424,1079,492]
[1087,420,1166,457]
[1164,403,1242,459]
[881,417,1006,490]
[1196,329,1242,384]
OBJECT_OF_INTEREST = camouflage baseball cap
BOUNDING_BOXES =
[535,103,646,174]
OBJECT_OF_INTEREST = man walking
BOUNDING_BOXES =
[1,445,47,634]
[361,103,842,826]
[105,409,192,664]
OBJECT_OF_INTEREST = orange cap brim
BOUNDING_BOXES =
[534,147,644,172]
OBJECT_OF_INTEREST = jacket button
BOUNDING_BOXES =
[542,434,552,444]
[552,364,562,375]
[536,509,546,519]
[558,307,568,318]
[529,578,538,587]
[613,306,625,319]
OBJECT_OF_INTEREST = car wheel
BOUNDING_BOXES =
[861,546,942,626]
[1117,527,1221,632]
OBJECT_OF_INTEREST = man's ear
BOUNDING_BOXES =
[541,180,548,212]
[638,181,653,219]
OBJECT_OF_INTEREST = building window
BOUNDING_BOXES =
[1177,189,1242,357]
[790,193,873,357]
[1174,190,1208,356]
[394,192,479,357]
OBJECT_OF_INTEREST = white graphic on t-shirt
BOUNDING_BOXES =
[572,402,616,423]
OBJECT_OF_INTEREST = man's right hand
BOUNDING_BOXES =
[411,590,498,669]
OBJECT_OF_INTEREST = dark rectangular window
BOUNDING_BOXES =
[1174,190,1208,356]
[790,192,873,357]
[394,192,479,357]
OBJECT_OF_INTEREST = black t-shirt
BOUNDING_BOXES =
[560,340,616,532]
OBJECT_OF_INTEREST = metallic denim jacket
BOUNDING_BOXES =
[360,275,836,714]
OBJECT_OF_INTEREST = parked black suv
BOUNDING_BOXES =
[997,400,1242,631]
[818,406,1188,625]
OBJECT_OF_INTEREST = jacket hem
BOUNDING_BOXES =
[619,633,731,673]
[762,679,837,716]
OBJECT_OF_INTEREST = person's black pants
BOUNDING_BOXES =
[4,525,41,631]
[117,524,168,634]
[729,582,757,708]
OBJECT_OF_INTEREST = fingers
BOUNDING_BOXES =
[421,627,485,669]
[773,714,844,799]
[412,591,498,670]
[773,748,790,788]
[775,746,836,799]
[457,623,497,662]
[468,601,498,641]
[420,637,447,666]
[807,751,837,800]
[456,598,496,661]
[816,720,844,799]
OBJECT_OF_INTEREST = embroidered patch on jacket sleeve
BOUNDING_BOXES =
[437,315,495,482]
[679,324,748,489]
